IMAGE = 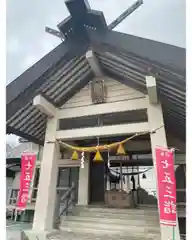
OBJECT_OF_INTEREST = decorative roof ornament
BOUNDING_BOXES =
[45,0,143,41]
[91,79,106,104]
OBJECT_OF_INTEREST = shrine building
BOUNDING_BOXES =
[6,0,186,239]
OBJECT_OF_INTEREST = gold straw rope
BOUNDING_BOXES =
[58,125,164,153]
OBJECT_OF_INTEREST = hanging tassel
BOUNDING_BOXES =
[142,173,146,179]
[71,150,79,160]
[116,143,126,155]
[107,150,110,168]
[81,152,85,168]
[93,150,103,161]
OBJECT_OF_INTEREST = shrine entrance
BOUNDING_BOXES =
[104,153,157,209]
[87,139,158,209]
[89,152,105,205]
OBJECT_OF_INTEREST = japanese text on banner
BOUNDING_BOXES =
[16,153,36,210]
[155,147,177,226]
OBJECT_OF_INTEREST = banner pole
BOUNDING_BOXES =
[14,209,18,222]
[172,149,176,240]
[173,226,175,240]
[28,151,38,204]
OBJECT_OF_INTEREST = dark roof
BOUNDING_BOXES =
[6,0,186,145]
[89,30,185,74]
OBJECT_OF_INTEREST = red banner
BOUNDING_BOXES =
[155,147,177,226]
[16,153,36,210]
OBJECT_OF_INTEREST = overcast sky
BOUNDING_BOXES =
[6,0,185,145]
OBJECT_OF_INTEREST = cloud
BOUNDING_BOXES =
[6,0,66,83]
[115,0,186,47]
[7,38,20,54]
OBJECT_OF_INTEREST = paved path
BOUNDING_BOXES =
[6,221,32,240]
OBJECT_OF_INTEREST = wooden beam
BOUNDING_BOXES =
[56,122,149,140]
[86,50,103,77]
[57,97,147,119]
[58,159,80,167]
[146,76,158,104]
[33,94,56,117]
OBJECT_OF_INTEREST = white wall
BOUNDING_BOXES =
[61,76,145,109]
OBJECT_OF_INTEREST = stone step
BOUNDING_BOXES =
[58,206,161,240]
[74,210,159,221]
[76,205,158,213]
[59,226,161,240]
[60,220,160,234]
[48,231,161,240]
[75,206,158,215]
[62,215,160,227]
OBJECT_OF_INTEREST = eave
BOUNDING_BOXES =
[6,30,186,144]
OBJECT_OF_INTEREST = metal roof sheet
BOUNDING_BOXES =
[6,31,186,144]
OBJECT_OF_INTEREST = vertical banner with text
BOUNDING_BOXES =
[155,146,177,226]
[16,153,36,210]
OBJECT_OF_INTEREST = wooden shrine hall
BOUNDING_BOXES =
[6,0,186,239]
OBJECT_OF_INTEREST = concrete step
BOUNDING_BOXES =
[73,210,159,221]
[59,226,161,240]
[62,215,160,227]
[61,220,160,234]
[58,206,161,240]
[48,231,161,240]
[75,206,159,215]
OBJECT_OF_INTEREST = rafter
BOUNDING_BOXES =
[89,30,186,73]
[6,40,88,120]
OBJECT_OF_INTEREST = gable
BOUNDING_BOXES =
[6,30,185,143]
[61,76,145,109]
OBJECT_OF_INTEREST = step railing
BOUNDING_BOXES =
[54,182,76,228]
[60,182,76,216]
